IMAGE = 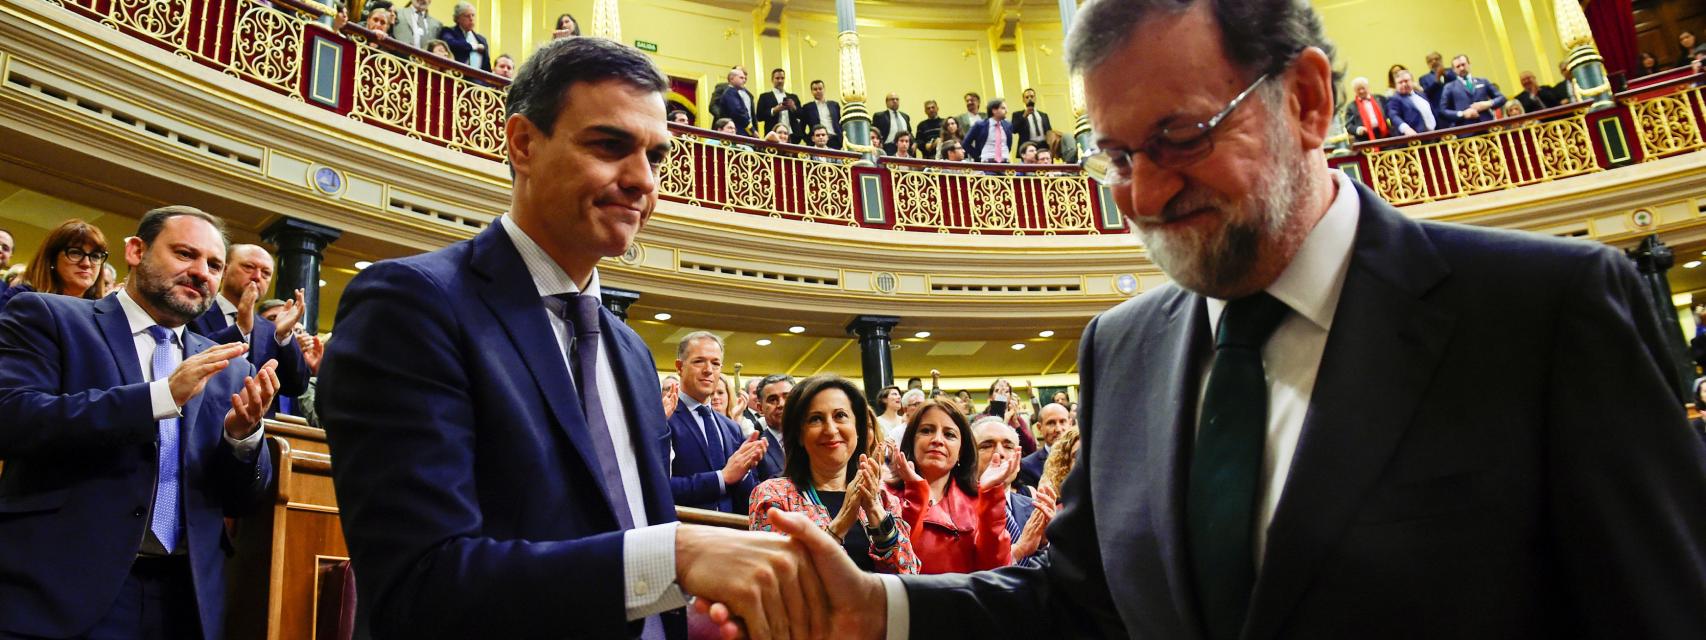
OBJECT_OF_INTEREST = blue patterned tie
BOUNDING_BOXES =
[145,326,182,553]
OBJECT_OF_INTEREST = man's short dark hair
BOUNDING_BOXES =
[965,91,980,100]
[1019,140,1039,154]
[506,37,668,137]
[986,97,1006,117]
[758,373,796,399]
[771,67,785,76]
[1066,0,1342,102]
[136,205,228,247]
[811,79,825,87]
[811,124,828,135]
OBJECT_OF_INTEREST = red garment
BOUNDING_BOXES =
[748,477,921,574]
[885,478,1011,574]
[1356,97,1388,139]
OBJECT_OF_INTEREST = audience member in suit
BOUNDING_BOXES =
[317,38,821,639]
[0,218,106,312]
[954,92,984,137]
[769,2,1706,637]
[438,2,491,73]
[714,67,756,136]
[754,68,800,139]
[807,124,834,151]
[0,205,278,639]
[1551,61,1574,103]
[798,79,842,147]
[186,244,310,414]
[1013,88,1054,149]
[738,376,765,432]
[1342,77,1391,141]
[916,100,944,155]
[1513,70,1561,114]
[1385,68,1436,136]
[1016,402,1069,488]
[1417,50,1456,109]
[962,98,1016,163]
[971,416,1054,569]
[753,373,792,481]
[1436,53,1506,127]
[389,0,443,49]
[666,332,767,514]
[873,93,913,155]
[748,376,920,574]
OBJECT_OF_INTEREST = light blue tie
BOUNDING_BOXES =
[146,325,182,553]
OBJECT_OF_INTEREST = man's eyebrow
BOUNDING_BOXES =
[583,125,637,142]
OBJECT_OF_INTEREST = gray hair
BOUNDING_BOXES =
[970,415,1015,438]
[758,373,796,398]
[1066,0,1342,103]
[675,331,724,359]
[900,388,927,405]
[453,1,474,18]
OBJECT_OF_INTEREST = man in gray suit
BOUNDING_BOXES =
[389,0,442,50]
[758,0,1706,638]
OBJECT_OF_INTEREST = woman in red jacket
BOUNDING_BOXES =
[886,398,1016,573]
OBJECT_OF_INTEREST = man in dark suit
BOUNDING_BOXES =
[714,66,756,136]
[916,99,945,156]
[1016,402,1068,488]
[767,2,1706,638]
[0,205,278,639]
[1385,69,1436,136]
[1513,70,1562,114]
[798,79,842,147]
[438,1,491,72]
[754,68,800,140]
[1417,51,1455,110]
[962,98,1016,162]
[187,244,310,415]
[667,332,767,514]
[1342,77,1390,141]
[1012,88,1053,151]
[1436,53,1507,127]
[873,92,912,155]
[752,373,793,481]
[319,38,818,640]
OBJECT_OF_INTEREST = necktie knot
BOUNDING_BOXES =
[1215,292,1290,350]
[146,325,176,346]
[549,293,603,339]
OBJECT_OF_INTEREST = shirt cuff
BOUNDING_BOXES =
[624,522,688,620]
[148,380,182,421]
[224,422,265,462]
[877,574,909,640]
[275,332,293,347]
[717,473,727,493]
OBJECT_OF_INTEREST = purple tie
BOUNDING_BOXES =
[550,294,635,530]
[145,326,181,553]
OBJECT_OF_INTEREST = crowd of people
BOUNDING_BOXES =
[330,0,578,79]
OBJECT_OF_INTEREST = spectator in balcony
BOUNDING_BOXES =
[362,6,393,40]
[1017,141,1041,164]
[1553,61,1575,103]
[1343,77,1390,142]
[963,97,1015,163]
[0,219,107,311]
[1639,51,1660,77]
[553,12,580,39]
[890,131,920,159]
[439,2,491,73]
[1680,31,1699,68]
[713,117,738,136]
[1014,88,1053,150]
[714,66,755,136]
[917,100,944,155]
[1418,50,1455,109]
[424,38,452,60]
[955,92,984,135]
[1035,148,1055,165]
[493,54,516,79]
[1385,63,1408,97]
[756,68,800,141]
[874,92,913,155]
[1386,69,1435,136]
[1502,99,1525,118]
[390,0,441,50]
[808,124,832,149]
[1436,54,1505,127]
[669,109,692,125]
[763,122,793,146]
[928,116,964,159]
[1514,70,1559,114]
[800,79,841,147]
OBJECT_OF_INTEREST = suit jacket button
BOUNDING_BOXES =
[132,506,146,517]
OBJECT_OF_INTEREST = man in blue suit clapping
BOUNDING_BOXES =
[667,331,768,514]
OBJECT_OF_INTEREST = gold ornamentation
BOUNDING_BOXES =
[1368,147,1427,205]
[1536,118,1596,178]
[112,0,187,47]
[838,31,868,104]
[591,0,622,42]
[1554,0,1597,50]
[726,150,774,209]
[659,138,695,197]
[1042,177,1091,230]
[1450,135,1507,193]
[893,171,942,227]
[1632,93,1704,159]
[968,175,1017,231]
[233,7,301,89]
[355,47,415,127]
[454,84,506,155]
[805,162,852,221]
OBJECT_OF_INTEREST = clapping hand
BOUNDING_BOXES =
[272,289,307,343]
[235,282,259,336]
[977,450,1015,493]
[1012,484,1057,559]
[853,455,888,524]
[223,359,280,439]
[298,332,324,375]
[661,381,680,418]
[721,431,768,484]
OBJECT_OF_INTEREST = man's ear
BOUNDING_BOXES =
[505,113,542,181]
[1289,46,1336,150]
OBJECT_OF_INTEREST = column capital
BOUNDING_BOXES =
[846,315,901,337]
[261,216,343,252]
[1627,234,1674,274]
[600,287,641,322]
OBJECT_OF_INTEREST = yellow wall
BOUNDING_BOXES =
[1315,0,1566,96]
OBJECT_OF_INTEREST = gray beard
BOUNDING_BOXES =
[132,257,215,325]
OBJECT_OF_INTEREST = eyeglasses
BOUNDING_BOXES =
[1083,73,1270,187]
[61,247,109,265]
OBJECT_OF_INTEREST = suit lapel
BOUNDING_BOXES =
[1139,290,1212,639]
[94,296,143,386]
[1243,187,1456,640]
[467,226,615,524]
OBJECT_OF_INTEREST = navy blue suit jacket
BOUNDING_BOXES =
[963,118,1016,162]
[318,224,683,639]
[1436,75,1507,128]
[901,181,1706,638]
[437,26,492,72]
[1418,68,1455,110]
[0,293,272,639]
[1385,92,1433,136]
[716,86,756,136]
[187,303,310,402]
[755,427,784,482]
[667,403,755,514]
[1017,445,1048,489]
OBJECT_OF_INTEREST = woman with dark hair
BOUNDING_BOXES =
[929,115,964,159]
[887,398,1014,573]
[553,13,580,38]
[748,376,919,573]
[1639,51,1659,77]
[981,378,1037,456]
[874,385,904,438]
[0,219,107,311]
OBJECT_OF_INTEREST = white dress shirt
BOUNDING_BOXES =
[1026,110,1045,142]
[118,291,264,456]
[770,89,792,130]
[1401,92,1435,133]
[815,101,835,135]
[498,214,687,622]
[875,170,1362,638]
[462,30,484,71]
[884,110,907,143]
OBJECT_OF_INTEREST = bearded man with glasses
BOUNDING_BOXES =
[746,0,1706,638]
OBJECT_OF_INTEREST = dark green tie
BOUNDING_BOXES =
[1188,292,1291,640]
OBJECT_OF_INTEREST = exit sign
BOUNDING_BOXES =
[635,40,658,52]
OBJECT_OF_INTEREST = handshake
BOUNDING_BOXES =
[674,508,887,640]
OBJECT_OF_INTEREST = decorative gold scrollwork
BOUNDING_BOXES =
[968,175,1017,230]
[893,172,942,227]
[1368,148,1427,205]
[805,162,852,221]
[112,0,187,47]
[726,150,774,209]
[355,47,415,126]
[454,84,506,155]
[233,7,300,89]
[1450,136,1507,193]
[1536,118,1596,178]
[1632,94,1704,159]
[1042,177,1091,230]
[658,138,695,197]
